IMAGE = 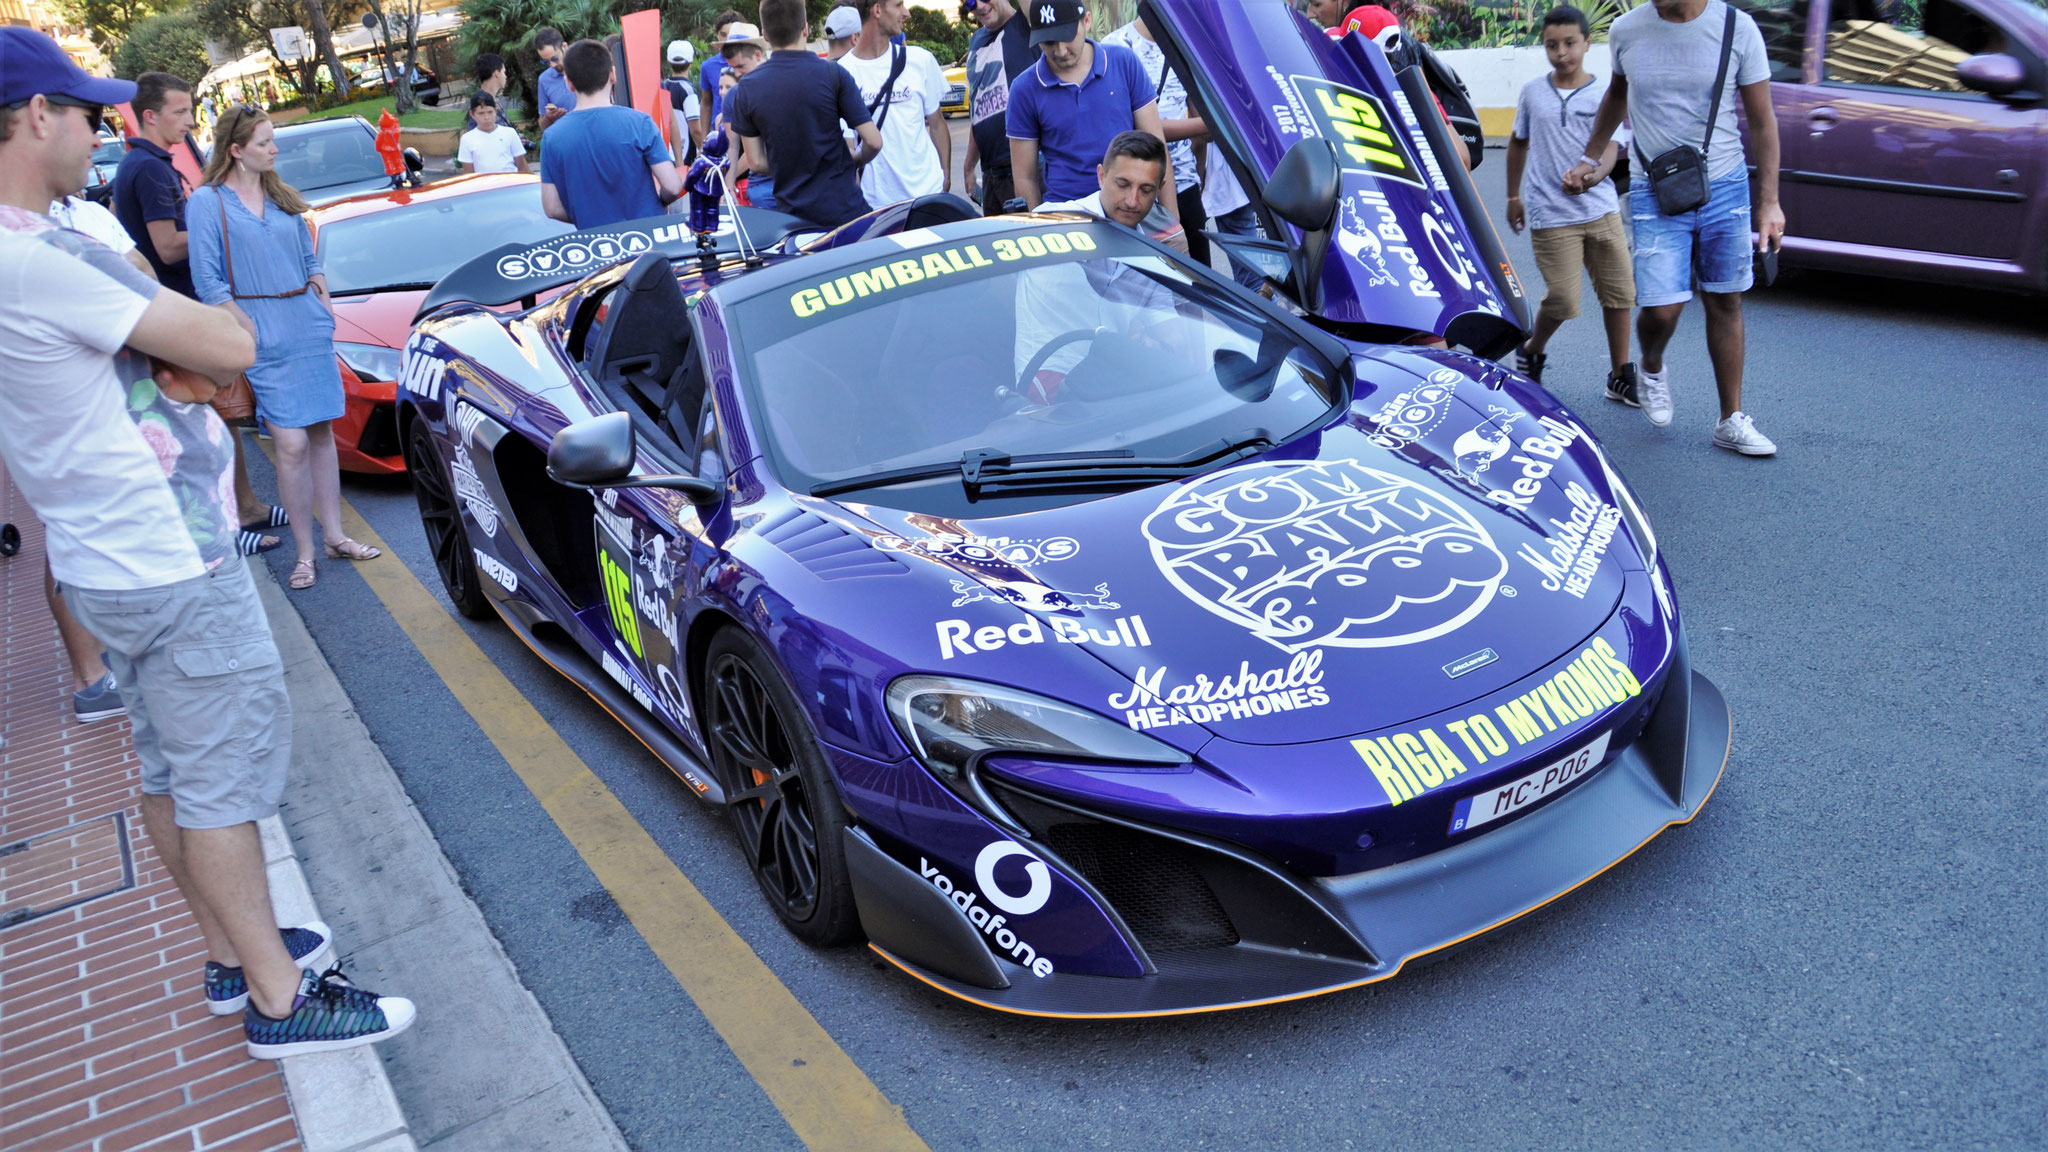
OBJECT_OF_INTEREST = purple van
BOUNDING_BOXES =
[1741,0,2048,290]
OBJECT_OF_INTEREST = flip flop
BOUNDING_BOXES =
[240,505,290,530]
[237,529,282,556]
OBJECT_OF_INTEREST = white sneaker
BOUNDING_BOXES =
[1640,368,1673,426]
[1713,411,1777,456]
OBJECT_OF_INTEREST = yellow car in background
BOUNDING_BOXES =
[943,60,968,117]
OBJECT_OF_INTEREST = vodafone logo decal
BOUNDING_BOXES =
[974,841,1051,915]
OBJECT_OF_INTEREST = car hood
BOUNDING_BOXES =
[832,352,1639,747]
[1141,0,1529,352]
[306,174,404,207]
[329,288,427,347]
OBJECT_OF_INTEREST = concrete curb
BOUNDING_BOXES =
[254,562,629,1152]
[259,814,417,1152]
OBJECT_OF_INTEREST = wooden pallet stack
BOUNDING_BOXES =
[1826,19,1967,91]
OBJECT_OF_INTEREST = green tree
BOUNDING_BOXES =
[904,5,971,62]
[57,0,172,55]
[194,0,368,101]
[111,7,212,81]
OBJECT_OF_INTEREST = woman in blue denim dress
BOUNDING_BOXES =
[189,105,380,589]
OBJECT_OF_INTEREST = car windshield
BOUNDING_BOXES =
[316,184,573,294]
[274,123,388,191]
[729,224,1340,506]
[91,138,125,166]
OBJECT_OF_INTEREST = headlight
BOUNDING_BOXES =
[886,676,1188,780]
[336,342,403,383]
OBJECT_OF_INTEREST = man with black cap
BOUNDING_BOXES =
[1005,0,1175,225]
[0,26,417,1061]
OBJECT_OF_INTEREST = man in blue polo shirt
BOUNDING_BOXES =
[535,27,573,132]
[111,71,194,296]
[1005,0,1173,226]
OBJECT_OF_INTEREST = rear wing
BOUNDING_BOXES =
[413,207,812,322]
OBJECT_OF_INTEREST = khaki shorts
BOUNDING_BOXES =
[63,556,291,830]
[1531,213,1635,320]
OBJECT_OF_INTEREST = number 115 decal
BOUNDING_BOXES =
[1292,75,1425,191]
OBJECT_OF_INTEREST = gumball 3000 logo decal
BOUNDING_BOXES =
[1142,461,1506,652]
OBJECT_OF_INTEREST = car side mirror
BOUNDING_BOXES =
[547,411,723,506]
[549,411,635,485]
[1958,53,2027,97]
[1266,137,1342,233]
[1262,137,1342,313]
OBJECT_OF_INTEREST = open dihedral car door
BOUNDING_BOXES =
[1141,0,1529,356]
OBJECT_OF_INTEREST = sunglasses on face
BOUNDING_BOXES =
[44,94,104,133]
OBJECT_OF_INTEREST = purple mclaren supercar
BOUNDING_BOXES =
[394,0,1729,1016]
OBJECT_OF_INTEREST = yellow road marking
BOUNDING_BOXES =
[329,499,927,1152]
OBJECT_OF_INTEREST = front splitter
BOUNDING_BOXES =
[871,669,1730,1019]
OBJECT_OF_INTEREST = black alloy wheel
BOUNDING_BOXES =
[405,417,494,620]
[704,629,861,945]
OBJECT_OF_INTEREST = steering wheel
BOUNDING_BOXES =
[1014,327,1102,396]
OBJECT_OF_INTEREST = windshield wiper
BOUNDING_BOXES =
[810,432,1273,499]
[330,281,440,298]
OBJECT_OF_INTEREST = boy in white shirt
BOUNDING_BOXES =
[456,93,528,175]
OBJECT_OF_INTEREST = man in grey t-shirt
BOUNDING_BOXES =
[1566,0,1784,457]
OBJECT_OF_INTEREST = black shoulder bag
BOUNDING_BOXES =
[865,43,908,130]
[1645,4,1738,216]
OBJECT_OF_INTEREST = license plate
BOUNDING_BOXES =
[1448,732,1612,836]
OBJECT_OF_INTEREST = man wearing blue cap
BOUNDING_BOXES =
[0,27,418,1061]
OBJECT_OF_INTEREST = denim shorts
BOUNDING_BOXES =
[63,556,292,830]
[1628,171,1754,307]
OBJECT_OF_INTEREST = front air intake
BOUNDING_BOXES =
[987,779,1376,967]
[991,784,1239,955]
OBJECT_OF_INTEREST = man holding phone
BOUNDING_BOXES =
[535,27,572,132]
[1565,0,1783,456]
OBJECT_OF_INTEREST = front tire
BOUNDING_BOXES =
[405,417,493,620]
[703,628,861,945]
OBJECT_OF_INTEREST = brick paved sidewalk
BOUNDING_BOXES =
[0,490,301,1152]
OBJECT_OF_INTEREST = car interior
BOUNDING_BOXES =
[577,253,720,482]
[751,273,1019,480]
[1825,0,2029,92]
[274,124,386,190]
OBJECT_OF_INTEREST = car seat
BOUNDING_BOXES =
[586,253,701,463]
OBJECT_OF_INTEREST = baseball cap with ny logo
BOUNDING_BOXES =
[1024,0,1086,46]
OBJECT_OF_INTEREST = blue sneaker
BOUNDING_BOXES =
[73,672,125,723]
[204,920,336,1015]
[245,964,416,1060]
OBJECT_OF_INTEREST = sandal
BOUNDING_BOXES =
[324,537,381,561]
[237,529,282,556]
[241,505,290,531]
[288,559,317,590]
